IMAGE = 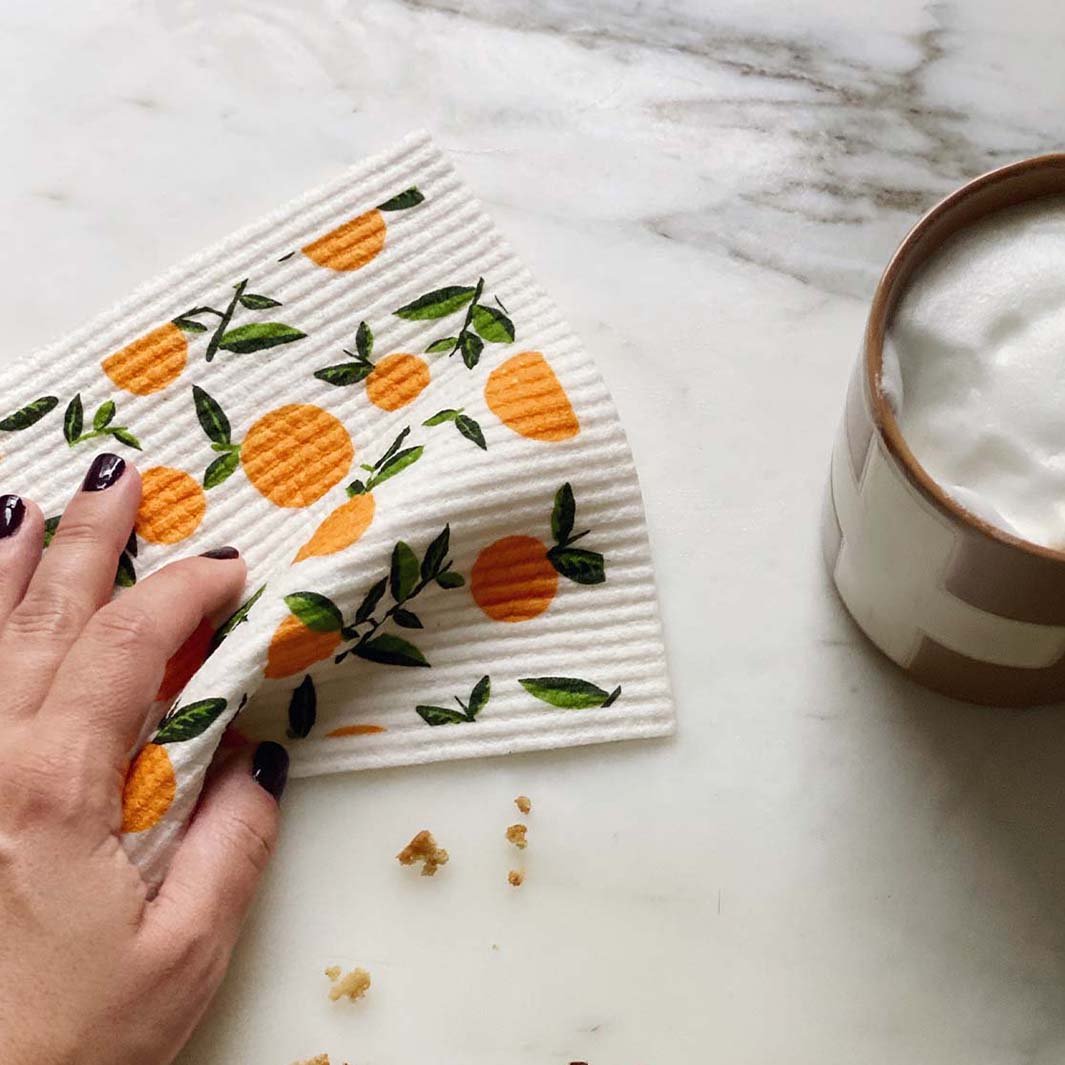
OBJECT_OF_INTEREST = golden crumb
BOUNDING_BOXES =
[514,795,532,815]
[505,824,528,850]
[508,870,525,887]
[328,967,371,1002]
[324,965,341,981]
[397,829,449,876]
[293,1057,330,1065]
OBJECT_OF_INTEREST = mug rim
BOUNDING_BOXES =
[865,151,1065,565]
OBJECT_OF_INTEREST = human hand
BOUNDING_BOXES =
[0,454,288,1065]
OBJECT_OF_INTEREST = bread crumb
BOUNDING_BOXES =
[328,967,371,1002]
[324,965,341,981]
[397,829,449,876]
[293,1057,330,1065]
[515,795,532,815]
[505,824,528,850]
[508,870,525,887]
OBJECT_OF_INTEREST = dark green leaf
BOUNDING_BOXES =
[203,450,240,489]
[374,427,410,470]
[314,362,373,386]
[155,698,228,743]
[468,675,491,718]
[356,634,429,668]
[0,395,59,432]
[110,427,142,450]
[63,394,83,444]
[211,585,265,650]
[192,385,231,444]
[394,286,477,321]
[239,293,282,310]
[455,414,486,450]
[354,576,388,624]
[423,409,460,426]
[284,591,344,633]
[115,552,137,588]
[602,685,622,708]
[355,320,373,361]
[420,525,450,580]
[372,446,422,487]
[287,675,317,739]
[217,322,306,354]
[393,608,423,629]
[93,400,116,431]
[459,332,484,369]
[518,677,611,709]
[436,571,465,589]
[425,337,457,354]
[124,529,138,557]
[471,303,515,343]
[390,541,419,602]
[277,250,296,262]
[552,483,575,545]
[417,705,468,726]
[346,479,367,496]
[172,316,208,333]
[378,186,425,212]
[547,545,605,585]
[42,516,60,548]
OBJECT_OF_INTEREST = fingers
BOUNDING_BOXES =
[142,743,286,973]
[0,454,140,718]
[0,495,44,625]
[42,552,247,769]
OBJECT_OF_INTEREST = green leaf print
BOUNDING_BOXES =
[547,545,606,585]
[518,677,619,710]
[355,634,429,668]
[392,608,423,629]
[394,286,478,321]
[109,427,142,451]
[217,322,306,354]
[420,525,450,581]
[42,515,60,547]
[173,316,208,333]
[156,698,228,743]
[552,482,576,544]
[314,362,373,387]
[455,414,486,450]
[416,705,469,726]
[459,332,484,369]
[423,409,460,425]
[355,320,374,360]
[468,675,491,718]
[63,395,83,445]
[239,293,283,310]
[212,584,266,650]
[203,450,240,489]
[0,396,59,432]
[378,186,425,212]
[354,576,388,624]
[285,591,344,632]
[93,400,116,431]
[436,571,465,589]
[390,542,419,602]
[372,446,423,488]
[425,338,458,354]
[115,551,137,588]
[287,675,317,739]
[471,303,515,343]
[193,385,231,444]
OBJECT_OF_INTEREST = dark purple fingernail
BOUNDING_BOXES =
[82,453,126,492]
[200,546,240,560]
[252,741,288,801]
[0,495,25,539]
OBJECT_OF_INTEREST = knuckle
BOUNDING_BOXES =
[5,584,85,642]
[0,746,85,828]
[220,808,277,878]
[50,515,108,552]
[89,603,160,657]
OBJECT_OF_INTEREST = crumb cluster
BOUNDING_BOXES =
[508,870,525,887]
[505,823,528,850]
[514,795,532,815]
[326,966,372,1002]
[397,829,449,876]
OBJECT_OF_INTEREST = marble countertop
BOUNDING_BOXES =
[5,2,1065,1062]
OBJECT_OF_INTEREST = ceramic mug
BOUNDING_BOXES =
[824,153,1065,707]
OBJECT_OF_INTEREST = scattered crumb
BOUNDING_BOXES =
[508,869,525,887]
[324,965,341,981]
[327,966,372,1002]
[505,824,528,850]
[293,1057,330,1065]
[397,829,449,876]
[515,795,532,815]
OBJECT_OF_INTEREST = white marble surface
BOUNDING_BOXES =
[4,1,1065,1062]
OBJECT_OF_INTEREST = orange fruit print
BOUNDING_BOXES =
[472,483,606,622]
[301,187,424,272]
[266,614,343,679]
[241,404,354,508]
[121,743,176,833]
[485,352,579,442]
[365,353,431,411]
[136,466,207,544]
[156,618,215,702]
[102,322,188,396]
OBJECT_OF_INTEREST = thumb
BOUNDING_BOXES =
[145,742,287,958]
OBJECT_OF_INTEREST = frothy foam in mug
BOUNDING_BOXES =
[883,195,1065,550]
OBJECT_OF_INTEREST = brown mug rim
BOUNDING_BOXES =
[865,152,1065,565]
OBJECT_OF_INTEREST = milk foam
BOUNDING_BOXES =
[883,195,1065,550]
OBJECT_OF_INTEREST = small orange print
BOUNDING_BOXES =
[302,187,424,272]
[326,724,387,738]
[156,618,215,702]
[102,322,188,396]
[266,614,343,679]
[136,467,207,544]
[485,352,579,442]
[121,743,176,833]
[472,483,605,623]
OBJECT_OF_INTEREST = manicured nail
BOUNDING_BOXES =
[200,546,240,560]
[0,495,25,539]
[82,453,126,492]
[252,741,289,801]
